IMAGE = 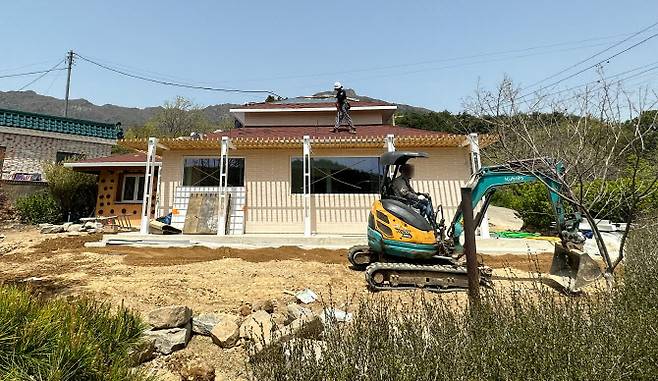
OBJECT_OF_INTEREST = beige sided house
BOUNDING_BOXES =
[122,98,489,236]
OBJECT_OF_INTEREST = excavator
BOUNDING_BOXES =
[347,151,609,293]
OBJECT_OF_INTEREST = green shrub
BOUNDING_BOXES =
[43,163,97,221]
[0,286,149,380]
[490,183,555,231]
[14,190,62,224]
[250,227,658,380]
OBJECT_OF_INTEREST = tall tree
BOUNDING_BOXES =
[146,96,212,137]
[468,76,658,273]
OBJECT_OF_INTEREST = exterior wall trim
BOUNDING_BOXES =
[0,125,116,145]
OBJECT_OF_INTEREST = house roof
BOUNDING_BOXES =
[0,108,120,140]
[120,125,497,151]
[230,100,396,113]
[63,152,161,170]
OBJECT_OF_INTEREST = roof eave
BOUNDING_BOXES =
[229,105,398,113]
[64,161,162,168]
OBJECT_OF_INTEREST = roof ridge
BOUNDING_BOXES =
[0,108,120,140]
[0,107,118,127]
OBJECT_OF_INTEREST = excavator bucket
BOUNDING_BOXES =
[545,243,603,293]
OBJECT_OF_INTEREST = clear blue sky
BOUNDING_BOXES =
[1,1,657,111]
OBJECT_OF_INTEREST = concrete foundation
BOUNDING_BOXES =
[88,232,556,254]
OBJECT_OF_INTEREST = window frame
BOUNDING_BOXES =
[56,151,82,163]
[290,155,381,195]
[119,174,145,203]
[181,156,246,187]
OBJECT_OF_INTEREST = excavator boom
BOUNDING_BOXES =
[447,158,606,292]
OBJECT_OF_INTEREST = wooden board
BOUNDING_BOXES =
[183,193,221,234]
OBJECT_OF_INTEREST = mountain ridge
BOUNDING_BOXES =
[0,90,431,127]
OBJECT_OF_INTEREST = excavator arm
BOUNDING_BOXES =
[449,159,572,246]
[445,158,608,292]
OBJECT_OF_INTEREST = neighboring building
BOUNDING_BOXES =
[0,108,120,182]
[64,152,161,227]
[122,98,492,235]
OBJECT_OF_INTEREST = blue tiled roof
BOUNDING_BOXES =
[0,108,120,140]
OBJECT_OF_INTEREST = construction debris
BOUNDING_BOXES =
[39,222,100,235]
[288,288,318,304]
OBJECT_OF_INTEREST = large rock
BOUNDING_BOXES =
[253,299,276,313]
[240,310,274,346]
[210,319,240,348]
[65,223,83,232]
[127,337,156,366]
[39,224,64,234]
[192,313,221,336]
[271,312,287,328]
[192,312,239,336]
[286,303,314,324]
[276,314,319,341]
[179,358,216,381]
[147,305,192,329]
[238,302,252,317]
[144,322,192,355]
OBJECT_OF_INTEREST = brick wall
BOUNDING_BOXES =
[0,131,113,181]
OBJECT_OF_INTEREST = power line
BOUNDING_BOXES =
[232,32,640,83]
[340,41,620,84]
[18,59,65,91]
[0,67,66,80]
[518,60,658,103]
[502,60,658,109]
[74,53,282,98]
[515,31,658,102]
[522,21,658,91]
[0,59,63,74]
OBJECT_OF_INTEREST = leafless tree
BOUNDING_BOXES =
[466,74,658,273]
[147,96,211,137]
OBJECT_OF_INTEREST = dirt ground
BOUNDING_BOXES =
[0,225,561,380]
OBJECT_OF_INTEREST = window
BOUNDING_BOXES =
[291,156,380,194]
[121,174,145,202]
[56,151,82,163]
[183,158,245,187]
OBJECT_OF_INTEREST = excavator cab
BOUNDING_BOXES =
[365,152,447,260]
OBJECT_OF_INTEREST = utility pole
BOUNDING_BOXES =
[64,50,74,117]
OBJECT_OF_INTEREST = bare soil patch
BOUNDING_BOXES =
[95,245,346,267]
[0,227,573,381]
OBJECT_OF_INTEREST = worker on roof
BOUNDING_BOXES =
[390,164,434,221]
[332,82,356,134]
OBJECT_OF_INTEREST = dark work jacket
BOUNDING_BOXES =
[390,175,419,202]
[336,88,347,105]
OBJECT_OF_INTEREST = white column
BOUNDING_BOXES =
[303,135,312,236]
[153,166,162,218]
[385,134,395,152]
[217,136,230,236]
[468,133,489,238]
[140,137,158,234]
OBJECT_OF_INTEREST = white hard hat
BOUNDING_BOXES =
[334,81,342,89]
